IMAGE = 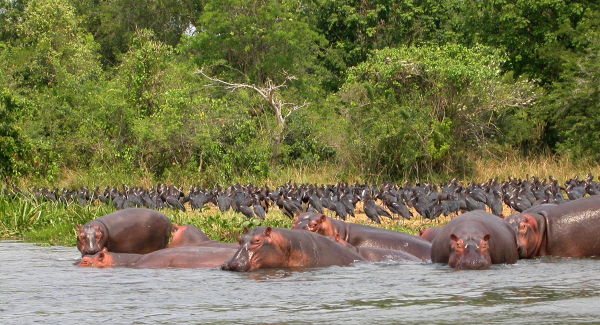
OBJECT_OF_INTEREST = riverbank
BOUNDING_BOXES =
[0,196,451,246]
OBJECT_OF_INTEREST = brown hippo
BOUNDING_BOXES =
[332,234,421,263]
[134,247,237,269]
[168,224,210,247]
[76,208,173,256]
[167,224,237,249]
[77,246,237,269]
[292,212,432,261]
[419,227,443,242]
[431,211,519,270]
[221,227,365,272]
[77,250,142,268]
[505,195,600,258]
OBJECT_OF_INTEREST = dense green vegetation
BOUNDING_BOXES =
[1,0,600,186]
[0,192,426,245]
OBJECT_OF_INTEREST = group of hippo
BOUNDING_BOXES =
[76,194,600,270]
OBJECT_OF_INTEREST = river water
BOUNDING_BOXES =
[1,241,599,324]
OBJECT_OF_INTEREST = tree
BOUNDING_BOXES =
[197,67,308,165]
[72,0,201,67]
[307,0,458,90]
[338,44,539,179]
[455,0,600,85]
[186,0,327,90]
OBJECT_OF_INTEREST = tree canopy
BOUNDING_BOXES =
[0,0,598,184]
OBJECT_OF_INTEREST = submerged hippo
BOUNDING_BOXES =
[292,212,432,261]
[77,246,237,269]
[419,227,443,242]
[76,208,173,256]
[431,211,519,270]
[505,195,600,258]
[168,224,210,247]
[332,234,421,263]
[221,227,365,272]
[77,250,142,268]
[167,224,237,249]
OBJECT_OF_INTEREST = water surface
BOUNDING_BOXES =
[1,241,599,324]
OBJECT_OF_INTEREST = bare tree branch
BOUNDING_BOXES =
[196,67,310,164]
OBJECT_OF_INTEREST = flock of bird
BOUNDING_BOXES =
[3,173,600,223]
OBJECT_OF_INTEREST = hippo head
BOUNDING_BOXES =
[447,233,492,270]
[76,222,108,256]
[76,249,112,268]
[222,227,287,272]
[292,212,329,234]
[505,213,543,259]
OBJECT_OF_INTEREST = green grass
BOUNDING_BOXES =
[4,153,600,246]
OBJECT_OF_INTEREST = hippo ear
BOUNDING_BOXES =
[101,247,108,252]
[450,234,458,242]
[318,214,327,223]
[173,223,180,230]
[97,252,106,263]
[243,227,250,234]
[264,227,272,237]
[483,234,491,242]
[76,225,83,232]
[334,233,342,243]
[295,210,301,216]
[419,229,425,236]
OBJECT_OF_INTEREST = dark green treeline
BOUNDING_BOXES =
[1,0,599,185]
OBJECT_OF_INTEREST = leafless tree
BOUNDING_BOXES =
[196,67,309,164]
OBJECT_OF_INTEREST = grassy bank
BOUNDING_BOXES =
[2,154,599,247]
[0,193,439,247]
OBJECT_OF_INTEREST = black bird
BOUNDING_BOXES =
[217,191,232,212]
[363,198,382,224]
[333,201,348,221]
[411,195,431,220]
[383,198,412,220]
[252,196,267,220]
[236,200,255,219]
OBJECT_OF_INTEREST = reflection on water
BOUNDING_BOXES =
[1,241,600,324]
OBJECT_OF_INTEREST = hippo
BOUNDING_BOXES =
[134,246,237,269]
[77,247,237,269]
[77,250,142,268]
[168,224,238,249]
[431,211,519,270]
[76,208,173,256]
[419,227,443,242]
[221,227,365,272]
[503,204,558,220]
[505,195,600,258]
[332,234,421,263]
[292,212,432,261]
[168,224,210,247]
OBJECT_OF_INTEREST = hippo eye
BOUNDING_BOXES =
[78,233,86,240]
[252,237,262,245]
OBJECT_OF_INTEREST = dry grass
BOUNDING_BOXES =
[469,154,600,184]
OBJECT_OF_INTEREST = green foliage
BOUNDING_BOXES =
[339,44,539,179]
[71,0,200,66]
[456,0,599,85]
[307,0,458,90]
[187,0,327,89]
[544,9,600,160]
[0,0,599,184]
[0,87,35,180]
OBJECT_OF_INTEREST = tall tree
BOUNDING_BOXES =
[187,0,327,88]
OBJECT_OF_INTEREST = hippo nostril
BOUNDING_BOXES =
[222,261,236,271]
[470,259,489,269]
